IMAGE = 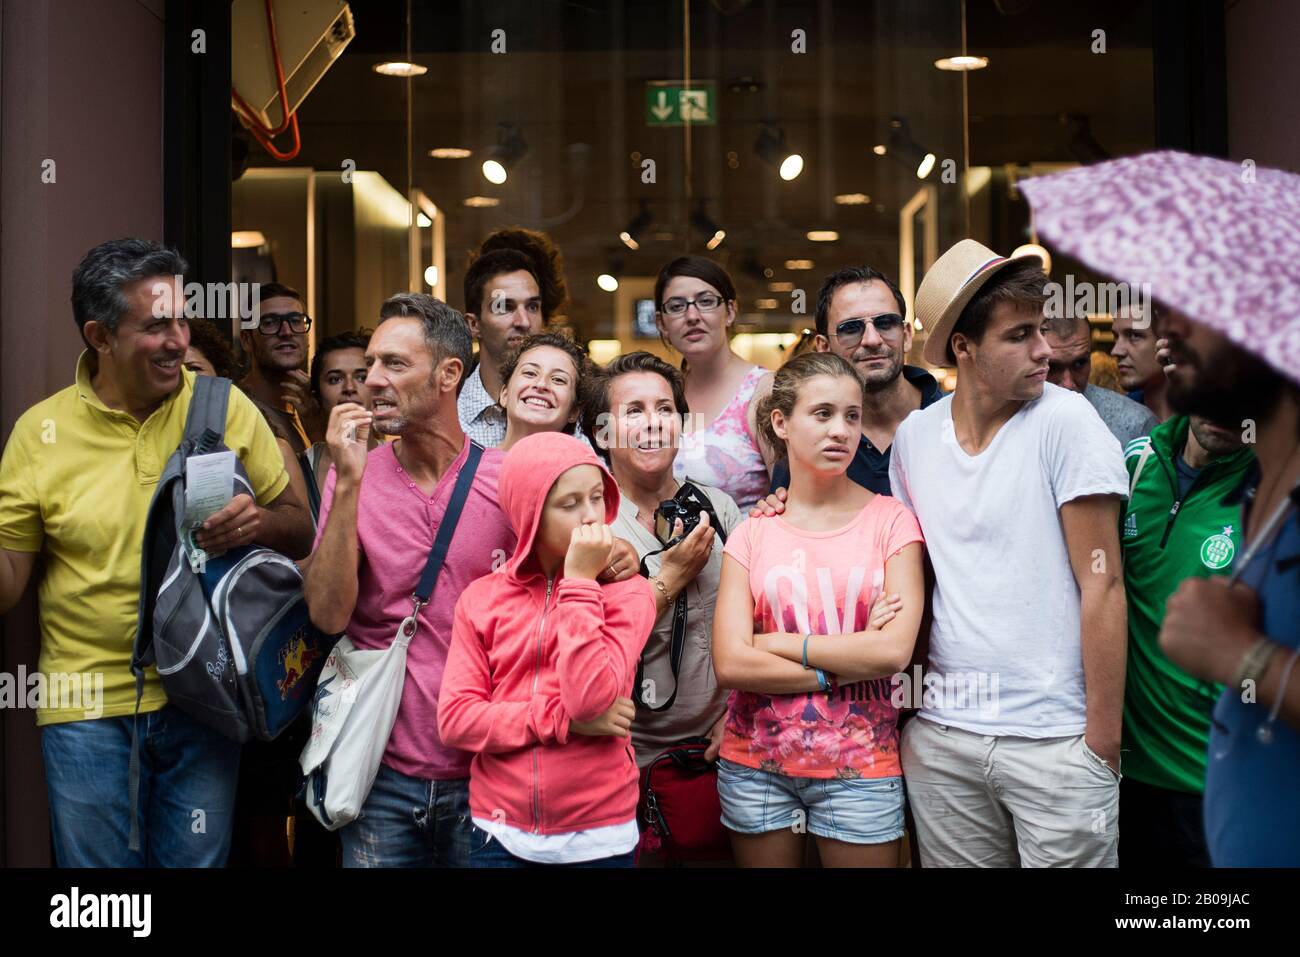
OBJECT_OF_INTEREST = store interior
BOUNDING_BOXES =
[229,0,1160,381]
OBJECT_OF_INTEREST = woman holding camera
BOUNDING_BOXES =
[584,352,741,771]
[654,256,776,512]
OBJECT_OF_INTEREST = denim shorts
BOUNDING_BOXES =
[716,758,905,845]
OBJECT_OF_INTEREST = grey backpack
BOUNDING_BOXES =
[129,375,337,848]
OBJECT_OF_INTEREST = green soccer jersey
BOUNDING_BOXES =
[1119,416,1255,793]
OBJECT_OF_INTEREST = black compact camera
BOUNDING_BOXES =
[653,481,722,547]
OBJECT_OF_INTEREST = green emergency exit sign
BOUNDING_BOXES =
[645,82,717,126]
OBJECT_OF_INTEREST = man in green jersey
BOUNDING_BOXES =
[1119,413,1253,866]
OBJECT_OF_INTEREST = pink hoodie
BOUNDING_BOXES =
[438,432,656,835]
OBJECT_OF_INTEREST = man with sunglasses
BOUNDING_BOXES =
[768,266,944,497]
[239,282,317,452]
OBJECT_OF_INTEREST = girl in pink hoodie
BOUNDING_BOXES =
[439,432,657,867]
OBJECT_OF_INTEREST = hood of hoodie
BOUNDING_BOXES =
[498,431,621,582]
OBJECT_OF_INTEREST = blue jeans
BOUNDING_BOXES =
[717,758,905,845]
[339,765,471,868]
[468,825,636,868]
[41,705,241,867]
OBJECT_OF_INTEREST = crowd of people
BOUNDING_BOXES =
[0,150,1296,869]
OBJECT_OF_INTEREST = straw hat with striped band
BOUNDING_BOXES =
[917,239,1044,367]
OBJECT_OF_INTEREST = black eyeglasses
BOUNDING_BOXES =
[257,311,312,335]
[661,292,724,317]
[833,313,904,347]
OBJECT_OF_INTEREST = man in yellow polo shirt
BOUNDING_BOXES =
[0,238,313,867]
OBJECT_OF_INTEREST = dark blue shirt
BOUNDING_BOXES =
[768,365,945,496]
[1203,472,1300,866]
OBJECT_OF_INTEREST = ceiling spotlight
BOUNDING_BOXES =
[935,55,989,71]
[416,212,432,227]
[463,195,500,208]
[835,193,870,205]
[482,122,527,185]
[424,265,439,287]
[691,204,727,251]
[806,230,839,242]
[373,61,427,77]
[619,201,653,250]
[882,117,937,180]
[429,147,472,159]
[872,144,887,156]
[754,125,804,181]
[597,273,619,292]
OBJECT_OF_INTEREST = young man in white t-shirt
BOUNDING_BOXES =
[889,240,1129,867]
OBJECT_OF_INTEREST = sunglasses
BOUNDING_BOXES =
[257,311,312,336]
[833,313,904,347]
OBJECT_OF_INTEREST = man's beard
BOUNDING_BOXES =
[372,415,405,436]
[1167,339,1286,429]
[854,350,904,392]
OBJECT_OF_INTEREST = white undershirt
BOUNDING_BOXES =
[472,816,640,865]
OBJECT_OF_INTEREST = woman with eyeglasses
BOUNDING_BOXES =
[654,257,776,512]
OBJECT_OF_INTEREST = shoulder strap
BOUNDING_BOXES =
[413,441,484,604]
[1129,442,1154,499]
[299,451,322,523]
[184,375,233,452]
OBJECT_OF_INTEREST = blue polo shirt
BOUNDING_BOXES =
[769,365,945,496]
[1203,471,1300,866]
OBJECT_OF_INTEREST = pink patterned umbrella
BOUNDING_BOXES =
[1019,150,1300,384]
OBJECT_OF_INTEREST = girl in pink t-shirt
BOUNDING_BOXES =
[712,352,925,867]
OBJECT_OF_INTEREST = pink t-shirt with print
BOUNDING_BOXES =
[719,495,923,779]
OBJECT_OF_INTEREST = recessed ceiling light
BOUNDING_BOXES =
[424,265,439,287]
[429,147,471,159]
[785,259,815,270]
[231,230,266,249]
[463,195,500,208]
[872,144,887,156]
[835,193,870,206]
[597,274,619,292]
[935,55,989,72]
[373,61,427,77]
[807,230,839,242]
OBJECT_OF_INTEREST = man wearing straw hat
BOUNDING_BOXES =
[888,240,1129,868]
[1022,150,1300,867]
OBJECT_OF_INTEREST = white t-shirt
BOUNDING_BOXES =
[887,383,1127,738]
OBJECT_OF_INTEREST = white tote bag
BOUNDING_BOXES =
[299,612,416,830]
[299,442,484,830]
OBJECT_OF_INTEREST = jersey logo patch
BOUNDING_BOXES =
[1200,526,1235,570]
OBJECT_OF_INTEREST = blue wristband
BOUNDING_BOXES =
[815,668,829,692]
[802,635,810,669]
